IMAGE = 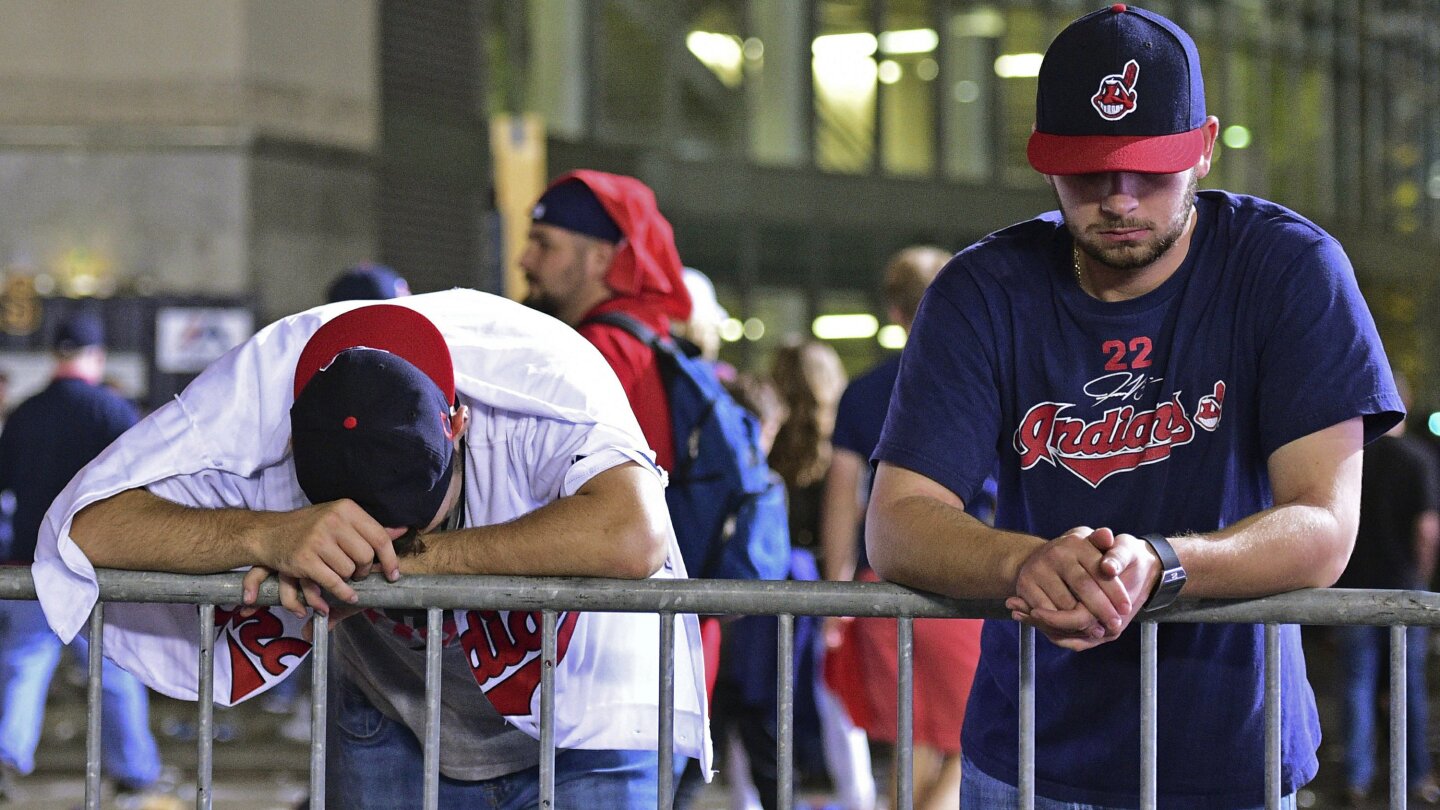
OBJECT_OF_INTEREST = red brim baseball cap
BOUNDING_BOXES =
[1027,126,1209,176]
[1026,4,1208,176]
[290,305,458,529]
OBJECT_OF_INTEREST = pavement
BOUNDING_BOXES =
[7,626,1440,809]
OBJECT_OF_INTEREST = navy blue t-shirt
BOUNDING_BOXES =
[875,190,1402,808]
[0,377,139,564]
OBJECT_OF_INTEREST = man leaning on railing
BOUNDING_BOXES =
[864,5,1402,810]
[29,290,711,809]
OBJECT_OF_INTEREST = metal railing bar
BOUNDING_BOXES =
[777,613,794,810]
[308,616,327,809]
[1390,625,1406,808]
[197,603,215,810]
[423,607,443,810]
[1264,624,1280,810]
[85,604,102,810]
[1019,624,1035,810]
[896,618,914,810]
[1140,621,1157,810]
[540,610,557,809]
[14,572,1440,627]
[658,612,675,810]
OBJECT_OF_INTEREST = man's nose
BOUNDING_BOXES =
[1100,173,1142,218]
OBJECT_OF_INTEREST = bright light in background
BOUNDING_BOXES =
[813,313,879,340]
[720,318,744,343]
[813,33,878,97]
[742,318,765,341]
[812,32,877,59]
[743,37,764,61]
[1427,160,1440,200]
[1222,125,1252,150]
[994,53,1043,78]
[877,324,907,349]
[916,58,939,81]
[878,28,939,55]
[1430,412,1440,437]
[878,60,902,84]
[953,80,980,103]
[687,31,744,88]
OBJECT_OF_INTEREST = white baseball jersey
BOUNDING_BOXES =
[32,288,711,766]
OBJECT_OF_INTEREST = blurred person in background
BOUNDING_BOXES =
[0,311,177,808]
[821,246,984,810]
[325,262,412,303]
[674,266,736,381]
[1332,371,1440,807]
[711,371,790,810]
[765,338,876,810]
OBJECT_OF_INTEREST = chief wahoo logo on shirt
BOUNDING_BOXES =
[1013,380,1227,488]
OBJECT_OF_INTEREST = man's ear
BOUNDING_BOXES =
[449,404,470,444]
[586,239,619,280]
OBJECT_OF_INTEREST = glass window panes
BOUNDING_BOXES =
[814,0,876,173]
[943,5,1002,182]
[879,0,937,176]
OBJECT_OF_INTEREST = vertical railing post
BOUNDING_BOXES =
[1019,624,1035,810]
[196,603,216,810]
[1264,624,1280,810]
[897,617,915,810]
[1390,624,1408,807]
[423,607,443,810]
[308,615,328,809]
[540,611,558,809]
[1140,621,1158,810]
[777,613,795,810]
[85,604,104,810]
[658,612,676,810]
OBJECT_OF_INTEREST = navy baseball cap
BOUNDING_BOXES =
[326,263,411,303]
[1027,4,1208,175]
[290,305,457,529]
[531,179,623,244]
[52,310,105,351]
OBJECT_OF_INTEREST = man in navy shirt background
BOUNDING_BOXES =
[866,5,1401,808]
[0,310,175,807]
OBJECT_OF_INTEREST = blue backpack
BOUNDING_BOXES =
[585,312,790,580]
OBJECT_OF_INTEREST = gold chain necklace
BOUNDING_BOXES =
[1072,245,1084,288]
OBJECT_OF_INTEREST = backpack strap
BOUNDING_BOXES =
[582,311,663,349]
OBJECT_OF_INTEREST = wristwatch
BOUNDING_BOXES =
[1140,533,1186,612]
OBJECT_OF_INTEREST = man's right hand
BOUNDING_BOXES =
[246,500,404,606]
[1006,526,1140,650]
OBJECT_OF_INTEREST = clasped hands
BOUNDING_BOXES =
[1005,526,1163,651]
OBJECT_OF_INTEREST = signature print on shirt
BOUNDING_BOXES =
[1013,379,1227,487]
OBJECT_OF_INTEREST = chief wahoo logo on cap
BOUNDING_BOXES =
[1092,59,1140,121]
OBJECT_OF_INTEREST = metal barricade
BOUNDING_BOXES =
[2,569,1439,810]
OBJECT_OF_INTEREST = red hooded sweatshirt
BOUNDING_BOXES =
[550,170,692,473]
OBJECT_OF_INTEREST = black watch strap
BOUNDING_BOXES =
[1140,533,1186,612]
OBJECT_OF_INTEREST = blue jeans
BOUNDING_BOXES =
[328,673,660,809]
[1336,624,1433,792]
[959,755,1296,810]
[0,600,161,787]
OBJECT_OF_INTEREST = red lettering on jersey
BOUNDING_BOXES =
[1013,385,1222,487]
[460,610,581,715]
[214,607,311,704]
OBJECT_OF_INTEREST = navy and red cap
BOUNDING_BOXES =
[290,304,457,530]
[1027,4,1208,175]
[326,263,411,303]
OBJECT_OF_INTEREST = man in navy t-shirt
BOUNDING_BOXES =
[866,5,1402,809]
